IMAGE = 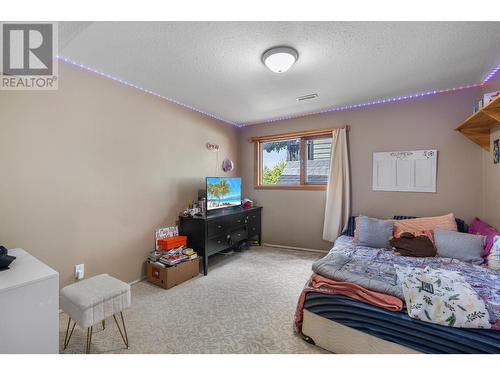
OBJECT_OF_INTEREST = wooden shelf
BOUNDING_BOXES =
[456,95,500,151]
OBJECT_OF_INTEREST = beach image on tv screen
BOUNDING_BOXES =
[206,177,241,210]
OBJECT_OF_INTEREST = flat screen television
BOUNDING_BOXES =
[206,177,242,211]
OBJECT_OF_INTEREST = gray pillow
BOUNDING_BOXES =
[434,228,485,265]
[358,216,393,249]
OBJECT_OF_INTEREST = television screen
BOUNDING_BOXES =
[206,177,242,211]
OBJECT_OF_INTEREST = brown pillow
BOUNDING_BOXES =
[389,232,437,257]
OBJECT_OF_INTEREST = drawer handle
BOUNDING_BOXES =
[237,219,241,223]
[252,216,256,219]
[252,227,256,231]
[217,240,222,244]
[237,233,241,236]
[218,225,222,229]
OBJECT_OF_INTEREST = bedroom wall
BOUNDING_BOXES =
[239,88,484,251]
[481,71,500,229]
[0,62,240,287]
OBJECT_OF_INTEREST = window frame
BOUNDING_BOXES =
[251,128,336,191]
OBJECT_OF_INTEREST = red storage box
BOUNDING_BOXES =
[157,235,187,250]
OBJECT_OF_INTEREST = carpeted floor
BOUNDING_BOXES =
[59,246,328,354]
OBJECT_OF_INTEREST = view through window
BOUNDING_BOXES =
[255,130,333,189]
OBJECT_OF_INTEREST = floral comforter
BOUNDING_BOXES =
[312,235,500,330]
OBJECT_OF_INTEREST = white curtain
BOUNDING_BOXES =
[322,128,351,242]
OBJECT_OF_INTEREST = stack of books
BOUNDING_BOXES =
[159,250,188,266]
[147,246,197,267]
[148,225,197,267]
[183,248,198,260]
[473,91,500,114]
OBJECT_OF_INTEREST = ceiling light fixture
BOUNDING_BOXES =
[262,46,298,73]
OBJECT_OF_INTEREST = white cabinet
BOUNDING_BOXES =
[0,249,59,353]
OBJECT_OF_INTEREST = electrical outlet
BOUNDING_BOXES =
[75,264,84,280]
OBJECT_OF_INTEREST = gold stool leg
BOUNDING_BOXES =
[113,312,129,349]
[102,320,105,330]
[63,317,76,350]
[85,326,93,354]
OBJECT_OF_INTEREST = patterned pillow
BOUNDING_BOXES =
[487,235,500,271]
[394,265,491,329]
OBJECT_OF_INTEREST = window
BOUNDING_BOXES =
[251,128,333,190]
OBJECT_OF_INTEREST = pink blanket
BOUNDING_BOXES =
[294,273,403,333]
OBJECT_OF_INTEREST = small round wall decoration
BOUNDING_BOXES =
[222,158,234,172]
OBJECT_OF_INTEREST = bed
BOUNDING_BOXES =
[297,235,500,354]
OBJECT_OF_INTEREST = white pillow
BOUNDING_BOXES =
[487,235,500,271]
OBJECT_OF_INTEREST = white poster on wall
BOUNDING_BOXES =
[372,150,437,192]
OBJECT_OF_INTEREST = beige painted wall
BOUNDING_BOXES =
[0,62,239,287]
[239,88,484,250]
[481,74,500,229]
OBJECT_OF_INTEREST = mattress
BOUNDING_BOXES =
[304,292,500,354]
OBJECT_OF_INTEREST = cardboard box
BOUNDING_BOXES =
[156,235,187,250]
[146,258,199,289]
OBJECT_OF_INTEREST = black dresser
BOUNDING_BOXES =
[179,206,262,275]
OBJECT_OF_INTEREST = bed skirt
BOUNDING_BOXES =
[302,308,419,354]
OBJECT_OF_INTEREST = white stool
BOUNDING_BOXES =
[60,274,131,353]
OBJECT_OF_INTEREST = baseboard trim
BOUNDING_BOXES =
[262,243,328,254]
[130,277,145,286]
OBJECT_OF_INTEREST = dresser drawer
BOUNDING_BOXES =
[248,223,260,237]
[207,219,227,238]
[207,235,230,255]
[230,228,247,243]
[232,213,248,227]
[248,212,261,226]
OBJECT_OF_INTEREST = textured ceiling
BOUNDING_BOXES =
[59,22,500,126]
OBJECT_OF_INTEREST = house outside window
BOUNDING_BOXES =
[251,128,333,190]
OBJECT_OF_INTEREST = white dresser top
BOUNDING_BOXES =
[0,249,58,293]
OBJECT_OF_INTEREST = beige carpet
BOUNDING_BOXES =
[59,246,328,354]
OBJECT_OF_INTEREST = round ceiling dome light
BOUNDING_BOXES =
[262,46,298,73]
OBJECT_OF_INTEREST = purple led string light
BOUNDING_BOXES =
[244,82,483,125]
[56,55,240,127]
[57,54,498,127]
[482,63,500,84]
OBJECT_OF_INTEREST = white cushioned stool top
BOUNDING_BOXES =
[60,274,131,328]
